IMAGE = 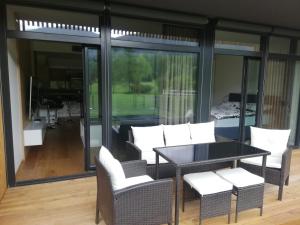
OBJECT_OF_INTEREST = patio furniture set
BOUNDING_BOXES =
[95,122,292,225]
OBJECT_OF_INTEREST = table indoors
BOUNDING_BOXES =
[154,141,271,225]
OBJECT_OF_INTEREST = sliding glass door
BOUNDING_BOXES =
[242,57,260,141]
[83,47,102,168]
[263,58,300,145]
[212,55,260,141]
[111,48,198,160]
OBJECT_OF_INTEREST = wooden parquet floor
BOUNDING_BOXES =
[16,119,85,181]
[1,151,300,225]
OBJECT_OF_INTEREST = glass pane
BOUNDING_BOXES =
[244,59,260,141]
[6,5,100,37]
[86,48,102,165]
[215,30,260,51]
[112,48,198,160]
[111,16,200,46]
[269,36,290,54]
[262,59,292,129]
[87,49,100,120]
[297,40,300,55]
[211,55,243,140]
[289,61,300,144]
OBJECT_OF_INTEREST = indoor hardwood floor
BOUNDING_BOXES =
[1,151,299,225]
[16,119,85,181]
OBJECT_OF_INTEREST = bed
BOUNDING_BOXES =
[211,93,257,140]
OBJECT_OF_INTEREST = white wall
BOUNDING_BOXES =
[7,39,25,173]
[213,55,243,105]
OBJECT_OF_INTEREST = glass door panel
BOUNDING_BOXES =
[212,55,243,140]
[262,58,291,129]
[243,58,260,142]
[84,47,102,168]
[288,61,300,145]
[111,48,198,161]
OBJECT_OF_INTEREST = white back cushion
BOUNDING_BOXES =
[163,123,192,146]
[99,146,126,190]
[189,121,216,144]
[131,125,166,164]
[131,125,165,150]
[251,126,290,158]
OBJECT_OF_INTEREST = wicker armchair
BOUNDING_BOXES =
[239,147,292,201]
[95,156,173,225]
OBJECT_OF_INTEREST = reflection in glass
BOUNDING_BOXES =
[262,59,291,129]
[6,5,100,37]
[244,59,260,141]
[269,36,291,54]
[86,48,102,165]
[112,48,198,160]
[215,30,260,51]
[211,55,243,140]
[288,61,300,144]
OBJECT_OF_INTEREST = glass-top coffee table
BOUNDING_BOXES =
[154,141,270,225]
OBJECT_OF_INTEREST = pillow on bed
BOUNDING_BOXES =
[189,121,216,144]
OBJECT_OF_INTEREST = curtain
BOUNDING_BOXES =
[263,58,291,129]
[158,53,197,124]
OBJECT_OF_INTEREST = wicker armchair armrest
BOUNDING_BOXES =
[121,160,147,178]
[114,179,173,225]
[215,135,233,142]
[281,147,293,180]
[125,141,142,160]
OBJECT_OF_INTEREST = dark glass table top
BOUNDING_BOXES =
[153,141,270,166]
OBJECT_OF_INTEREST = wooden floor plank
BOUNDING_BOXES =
[16,119,85,181]
[1,151,299,225]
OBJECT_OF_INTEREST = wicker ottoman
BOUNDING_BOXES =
[216,167,265,223]
[183,171,233,225]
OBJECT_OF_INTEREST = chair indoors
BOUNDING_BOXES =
[95,146,173,225]
[239,126,292,200]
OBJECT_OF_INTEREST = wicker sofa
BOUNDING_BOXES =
[95,147,173,225]
[126,122,232,178]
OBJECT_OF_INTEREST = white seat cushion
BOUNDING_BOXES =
[216,168,264,188]
[163,123,192,146]
[189,121,216,144]
[131,125,166,164]
[183,171,233,196]
[116,175,154,190]
[99,146,126,191]
[241,156,282,169]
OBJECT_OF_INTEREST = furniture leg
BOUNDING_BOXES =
[155,153,159,179]
[285,176,290,186]
[228,212,231,224]
[235,192,239,223]
[182,182,185,212]
[175,168,181,225]
[260,206,263,216]
[278,185,283,201]
[262,156,267,178]
[95,198,100,224]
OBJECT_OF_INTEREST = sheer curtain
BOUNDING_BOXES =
[263,58,291,129]
[158,53,197,124]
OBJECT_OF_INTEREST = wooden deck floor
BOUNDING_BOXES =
[0,151,300,225]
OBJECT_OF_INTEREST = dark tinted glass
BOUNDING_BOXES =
[155,142,269,165]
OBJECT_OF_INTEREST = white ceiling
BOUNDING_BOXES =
[111,0,300,30]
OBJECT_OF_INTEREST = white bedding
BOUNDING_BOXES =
[211,102,256,120]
